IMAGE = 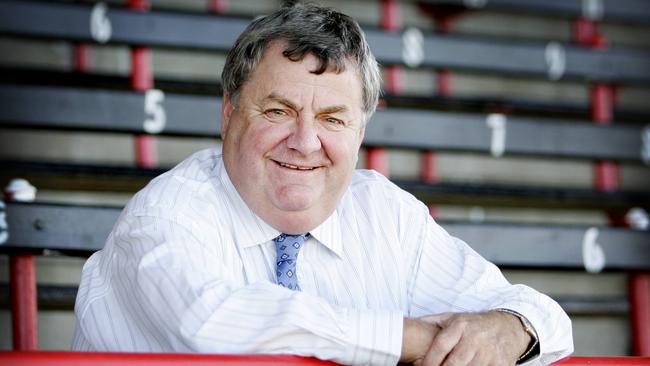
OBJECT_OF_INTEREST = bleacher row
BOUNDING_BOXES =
[0,0,649,363]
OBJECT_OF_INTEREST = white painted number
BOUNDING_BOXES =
[90,2,112,44]
[582,0,604,21]
[641,125,650,165]
[463,0,487,8]
[582,227,606,273]
[545,42,566,81]
[0,201,7,245]
[468,206,486,223]
[402,27,424,68]
[486,113,507,157]
[143,89,166,134]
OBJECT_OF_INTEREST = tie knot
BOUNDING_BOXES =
[274,233,308,291]
[274,233,307,262]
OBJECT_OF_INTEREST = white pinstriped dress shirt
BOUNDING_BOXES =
[72,148,573,365]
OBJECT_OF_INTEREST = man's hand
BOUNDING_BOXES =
[416,311,531,366]
[400,318,441,364]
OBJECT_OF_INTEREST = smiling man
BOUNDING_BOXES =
[72,3,573,365]
[221,40,366,235]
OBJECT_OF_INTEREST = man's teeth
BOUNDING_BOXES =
[279,162,315,170]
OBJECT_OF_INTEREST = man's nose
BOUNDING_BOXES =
[286,116,322,155]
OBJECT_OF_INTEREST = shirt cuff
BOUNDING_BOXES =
[340,309,403,366]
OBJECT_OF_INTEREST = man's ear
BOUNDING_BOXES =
[221,93,235,139]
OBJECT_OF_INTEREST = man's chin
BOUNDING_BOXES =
[273,197,313,213]
[271,186,318,211]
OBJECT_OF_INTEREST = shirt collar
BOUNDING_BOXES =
[216,156,280,247]
[215,154,343,258]
[309,207,343,258]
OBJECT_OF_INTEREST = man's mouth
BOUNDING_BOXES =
[275,161,318,171]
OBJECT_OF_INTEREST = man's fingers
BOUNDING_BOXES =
[421,311,529,365]
[466,353,483,366]
[441,341,476,366]
[422,321,463,366]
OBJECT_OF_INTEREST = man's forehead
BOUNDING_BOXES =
[262,92,352,114]
[246,44,363,114]
[257,83,359,115]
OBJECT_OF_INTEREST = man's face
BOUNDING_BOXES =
[221,41,366,234]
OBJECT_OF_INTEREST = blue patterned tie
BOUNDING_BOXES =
[274,233,308,291]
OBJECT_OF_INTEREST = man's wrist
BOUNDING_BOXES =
[495,308,539,363]
[400,318,439,363]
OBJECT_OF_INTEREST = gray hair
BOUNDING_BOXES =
[221,2,381,121]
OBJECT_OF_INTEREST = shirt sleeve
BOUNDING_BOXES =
[404,204,574,364]
[73,212,403,366]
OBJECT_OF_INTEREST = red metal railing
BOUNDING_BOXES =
[0,352,331,366]
[555,357,650,365]
[0,352,649,366]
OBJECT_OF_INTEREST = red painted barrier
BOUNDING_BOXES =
[0,352,648,366]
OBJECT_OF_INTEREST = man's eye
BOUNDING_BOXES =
[264,109,290,121]
[324,117,346,130]
[266,109,286,116]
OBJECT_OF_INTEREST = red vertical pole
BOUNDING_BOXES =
[591,83,618,199]
[574,15,650,356]
[630,274,650,356]
[421,151,439,217]
[131,47,153,91]
[436,69,452,98]
[5,180,38,351]
[208,0,228,13]
[417,3,461,97]
[417,4,464,218]
[72,44,90,72]
[574,18,619,212]
[129,0,158,169]
[9,256,38,350]
[591,84,614,124]
[368,0,400,177]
